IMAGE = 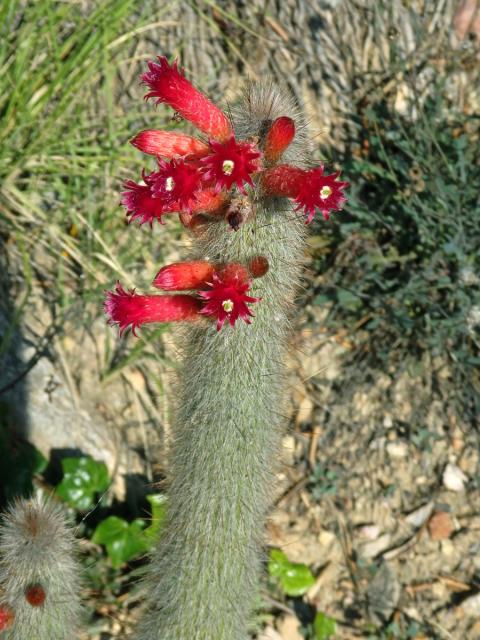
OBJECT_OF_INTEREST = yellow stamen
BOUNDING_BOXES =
[320,185,332,199]
[222,299,234,313]
[165,176,175,192]
[222,160,235,176]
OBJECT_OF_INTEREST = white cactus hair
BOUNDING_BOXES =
[134,81,309,639]
[0,493,83,639]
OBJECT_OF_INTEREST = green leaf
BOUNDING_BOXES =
[268,549,315,597]
[143,494,167,543]
[313,612,337,639]
[92,516,149,568]
[56,456,109,510]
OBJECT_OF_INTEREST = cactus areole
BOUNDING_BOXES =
[105,57,348,640]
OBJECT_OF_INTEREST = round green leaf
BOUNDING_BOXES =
[56,456,109,510]
[268,549,315,596]
[92,516,149,568]
[314,612,337,639]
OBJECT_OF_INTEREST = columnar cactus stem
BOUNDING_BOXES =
[137,193,305,640]
[0,495,83,640]
[104,59,348,639]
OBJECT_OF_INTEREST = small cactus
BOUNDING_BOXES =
[0,495,83,640]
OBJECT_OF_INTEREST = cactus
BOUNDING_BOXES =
[0,495,83,640]
[104,59,348,640]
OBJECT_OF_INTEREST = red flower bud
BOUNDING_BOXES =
[153,261,215,291]
[25,584,46,607]
[131,130,209,159]
[247,256,269,278]
[142,57,232,141]
[0,604,14,631]
[264,117,295,164]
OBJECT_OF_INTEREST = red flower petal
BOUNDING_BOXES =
[294,167,349,223]
[153,261,215,291]
[142,57,232,141]
[262,164,348,223]
[151,158,202,212]
[121,171,179,226]
[200,136,261,194]
[264,116,295,164]
[130,130,209,159]
[198,268,260,331]
[104,282,201,336]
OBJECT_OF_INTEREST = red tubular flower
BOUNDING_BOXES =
[142,57,232,141]
[153,261,215,291]
[104,282,201,336]
[122,171,179,226]
[151,158,202,212]
[200,136,261,194]
[264,116,295,164]
[131,130,209,159]
[198,268,260,331]
[261,164,306,198]
[0,605,14,631]
[294,166,349,223]
[262,164,348,223]
[25,584,46,607]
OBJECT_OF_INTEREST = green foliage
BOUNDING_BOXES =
[142,494,167,543]
[56,456,109,511]
[92,516,149,568]
[314,93,480,424]
[268,549,315,597]
[313,612,337,640]
[308,462,339,499]
[91,494,166,567]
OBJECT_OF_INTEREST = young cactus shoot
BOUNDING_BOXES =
[104,57,348,640]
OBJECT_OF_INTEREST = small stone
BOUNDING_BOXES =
[405,502,434,528]
[276,615,303,640]
[443,463,467,492]
[428,512,455,541]
[386,441,408,459]
[259,627,282,640]
[461,593,480,618]
[360,533,392,559]
[358,524,381,540]
[440,539,455,557]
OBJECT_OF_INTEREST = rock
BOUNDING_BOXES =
[358,524,381,540]
[0,313,146,500]
[443,463,468,492]
[386,441,409,459]
[259,627,283,640]
[276,615,303,640]
[405,502,434,528]
[360,533,392,559]
[367,563,401,624]
[460,593,480,618]
[428,512,455,541]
